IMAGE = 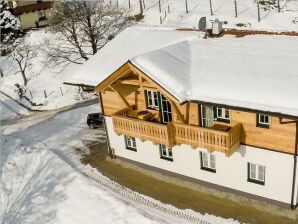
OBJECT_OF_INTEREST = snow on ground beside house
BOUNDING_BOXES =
[124,0,298,31]
[0,104,239,224]
[0,91,31,120]
[0,28,96,119]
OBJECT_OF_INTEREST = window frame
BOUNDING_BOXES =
[38,10,47,21]
[145,90,159,110]
[256,113,270,129]
[200,152,216,173]
[247,162,265,185]
[124,136,137,151]
[215,107,230,123]
[159,144,173,162]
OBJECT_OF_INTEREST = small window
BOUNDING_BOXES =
[248,163,265,185]
[159,144,173,161]
[257,114,270,128]
[215,107,230,123]
[146,90,159,110]
[38,11,46,20]
[200,152,216,173]
[124,136,137,151]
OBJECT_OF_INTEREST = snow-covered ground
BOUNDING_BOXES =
[0,104,239,224]
[126,0,298,31]
[0,29,96,119]
[0,91,31,120]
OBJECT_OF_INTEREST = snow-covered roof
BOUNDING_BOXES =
[65,26,200,87]
[66,26,298,117]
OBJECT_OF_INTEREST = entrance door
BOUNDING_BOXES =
[201,105,214,127]
[159,93,172,124]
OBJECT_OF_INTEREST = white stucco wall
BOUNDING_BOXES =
[105,117,298,205]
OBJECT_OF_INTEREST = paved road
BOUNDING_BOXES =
[1,98,98,126]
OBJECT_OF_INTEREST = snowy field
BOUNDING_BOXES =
[0,104,239,224]
[125,0,298,31]
[0,29,96,119]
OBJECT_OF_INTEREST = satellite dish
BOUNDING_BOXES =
[198,17,207,31]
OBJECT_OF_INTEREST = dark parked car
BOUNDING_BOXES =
[87,113,104,129]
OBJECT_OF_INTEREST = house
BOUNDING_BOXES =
[66,27,298,209]
[7,0,52,29]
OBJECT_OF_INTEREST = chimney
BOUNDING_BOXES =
[212,19,223,35]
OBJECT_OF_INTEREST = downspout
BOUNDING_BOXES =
[291,121,298,209]
[99,92,112,157]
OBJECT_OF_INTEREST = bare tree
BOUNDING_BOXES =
[11,43,36,86]
[47,0,130,64]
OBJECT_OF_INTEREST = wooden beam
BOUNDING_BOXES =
[170,100,186,124]
[128,61,181,105]
[109,84,132,110]
[95,63,131,93]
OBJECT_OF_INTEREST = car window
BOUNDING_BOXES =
[93,114,99,119]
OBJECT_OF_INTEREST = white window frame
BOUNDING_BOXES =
[125,136,136,151]
[159,144,173,161]
[200,152,216,172]
[248,163,265,185]
[257,114,270,127]
[146,90,159,110]
[216,107,230,121]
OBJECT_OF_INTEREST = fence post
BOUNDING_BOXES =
[160,15,162,24]
[164,10,166,18]
[257,2,260,22]
[277,0,280,12]
[139,0,143,14]
[209,0,213,16]
[185,0,188,13]
[29,90,33,99]
[158,0,161,13]
[142,0,145,9]
[234,0,237,17]
[116,0,118,8]
[44,90,47,98]
[60,87,63,96]
[128,0,131,9]
[168,4,170,13]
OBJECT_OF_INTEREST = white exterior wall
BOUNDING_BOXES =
[106,117,298,205]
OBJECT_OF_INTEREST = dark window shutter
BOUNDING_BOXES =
[213,106,217,119]
[247,162,250,180]
[157,92,164,122]
[199,152,203,169]
[144,90,148,108]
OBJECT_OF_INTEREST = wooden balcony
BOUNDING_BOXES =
[175,123,242,156]
[112,114,176,148]
[111,109,242,156]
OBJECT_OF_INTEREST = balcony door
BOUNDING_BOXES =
[159,93,172,124]
[201,105,214,128]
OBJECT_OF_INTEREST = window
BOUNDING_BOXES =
[248,163,265,185]
[200,152,216,173]
[159,144,173,161]
[145,90,159,110]
[38,10,47,20]
[124,136,137,151]
[215,107,230,123]
[257,114,270,128]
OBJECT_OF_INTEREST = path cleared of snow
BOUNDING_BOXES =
[0,104,239,224]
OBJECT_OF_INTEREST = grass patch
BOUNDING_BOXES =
[82,144,297,224]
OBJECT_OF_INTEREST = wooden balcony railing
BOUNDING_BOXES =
[112,115,176,148]
[175,123,242,156]
[111,109,242,156]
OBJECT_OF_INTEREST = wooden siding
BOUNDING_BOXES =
[99,63,297,155]
[231,110,296,154]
